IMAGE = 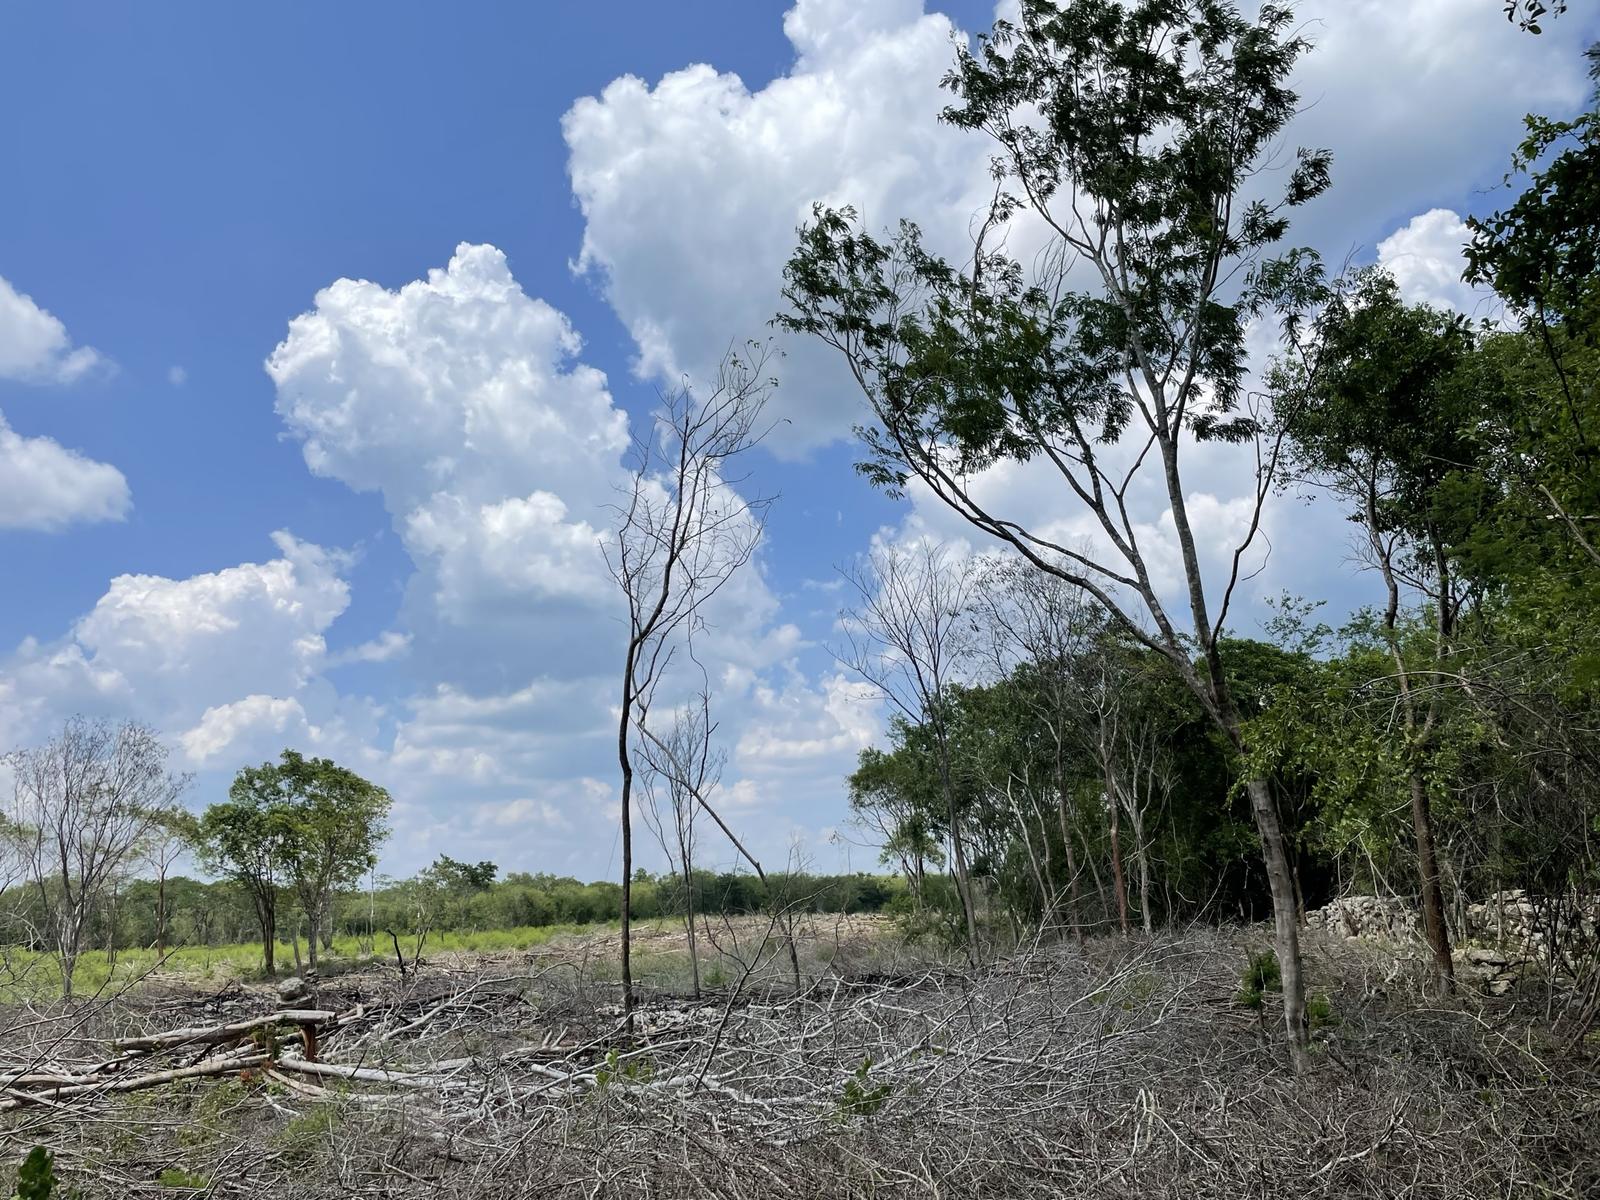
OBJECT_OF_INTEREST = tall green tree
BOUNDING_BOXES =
[197,770,297,974]
[199,750,390,973]
[783,0,1331,1059]
[1275,269,1485,989]
[274,751,391,968]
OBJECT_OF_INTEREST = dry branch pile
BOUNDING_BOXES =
[2,929,1597,1198]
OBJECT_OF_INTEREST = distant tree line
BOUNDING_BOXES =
[0,725,900,987]
[0,855,901,961]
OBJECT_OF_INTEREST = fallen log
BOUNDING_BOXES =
[0,1050,271,1112]
[111,1009,337,1053]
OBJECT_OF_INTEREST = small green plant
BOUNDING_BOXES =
[837,1055,891,1119]
[594,1047,654,1088]
[156,1169,208,1191]
[12,1148,78,1200]
[1306,992,1337,1030]
[1237,949,1282,1010]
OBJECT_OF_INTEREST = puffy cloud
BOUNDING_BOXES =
[0,273,106,383]
[268,243,625,514]
[563,0,991,452]
[179,695,313,765]
[1376,208,1498,316]
[564,0,1589,457]
[267,244,629,669]
[0,411,130,530]
[1,532,351,748]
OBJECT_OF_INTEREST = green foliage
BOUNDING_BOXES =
[782,0,1330,499]
[1238,950,1282,1010]
[275,1103,342,1161]
[1306,993,1337,1031]
[12,1149,62,1200]
[837,1055,892,1119]
[594,1047,653,1088]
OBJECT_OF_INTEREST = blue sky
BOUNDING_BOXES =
[1,0,1594,878]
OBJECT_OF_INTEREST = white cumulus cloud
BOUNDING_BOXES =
[1376,208,1497,316]
[0,272,107,383]
[0,411,130,530]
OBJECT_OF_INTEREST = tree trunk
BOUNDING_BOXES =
[936,739,980,964]
[680,831,701,1000]
[1103,753,1130,936]
[305,904,320,970]
[1128,800,1153,935]
[1057,781,1086,947]
[156,873,168,958]
[684,889,701,1000]
[257,894,277,976]
[618,747,635,1023]
[1410,771,1456,990]
[615,642,638,1026]
[1244,775,1309,1064]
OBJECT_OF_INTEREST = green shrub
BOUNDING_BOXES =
[1237,949,1282,1009]
[1306,992,1337,1030]
[12,1148,75,1200]
[837,1055,891,1119]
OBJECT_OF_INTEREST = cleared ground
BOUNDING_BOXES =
[2,918,1597,1198]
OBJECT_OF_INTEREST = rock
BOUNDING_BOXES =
[277,976,311,1002]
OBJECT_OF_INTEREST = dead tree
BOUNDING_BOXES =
[636,670,803,997]
[605,346,774,1020]
[637,690,713,999]
[3,718,189,998]
[838,541,981,962]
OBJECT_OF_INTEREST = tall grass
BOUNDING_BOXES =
[0,922,624,1001]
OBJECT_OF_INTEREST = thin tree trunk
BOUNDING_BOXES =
[306,904,320,970]
[1244,775,1308,1065]
[156,873,167,958]
[616,671,636,1025]
[1410,771,1455,988]
[679,826,700,1000]
[1057,780,1086,947]
[258,895,277,976]
[1102,752,1130,935]
[1129,800,1153,935]
[936,738,980,964]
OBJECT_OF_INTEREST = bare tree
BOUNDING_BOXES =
[605,346,775,1019]
[975,559,1133,942]
[139,807,195,958]
[838,540,981,962]
[637,689,714,1000]
[635,675,805,997]
[3,718,189,998]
